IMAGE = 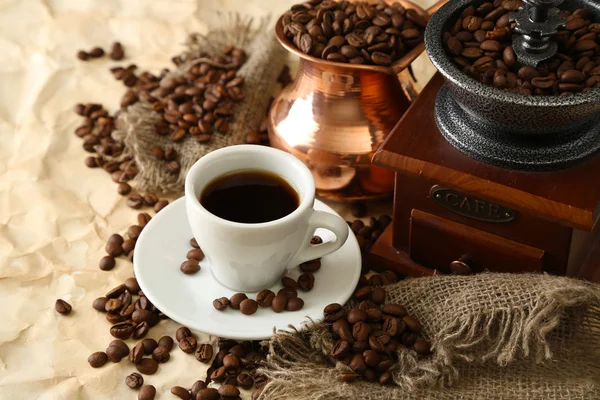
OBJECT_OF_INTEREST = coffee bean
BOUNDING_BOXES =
[368,335,385,353]
[230,293,248,310]
[561,69,585,83]
[371,287,386,304]
[126,372,144,388]
[176,326,192,341]
[127,194,144,209]
[191,380,207,396]
[347,309,367,324]
[213,297,230,311]
[240,298,259,315]
[286,297,304,311]
[98,255,115,271]
[158,335,174,351]
[93,297,108,312]
[413,339,432,355]
[310,235,323,245]
[236,372,254,390]
[166,160,180,174]
[256,289,275,307]
[133,321,149,339]
[182,249,205,263]
[179,336,197,353]
[129,342,145,364]
[88,351,108,368]
[169,386,190,400]
[223,353,241,373]
[324,303,345,321]
[403,315,422,333]
[77,50,89,61]
[110,321,135,339]
[154,199,169,213]
[89,47,104,58]
[55,299,72,315]
[138,385,156,400]
[196,388,220,400]
[300,259,321,272]
[353,321,371,341]
[105,298,122,312]
[354,285,372,300]
[297,272,315,291]
[151,345,170,363]
[140,338,158,355]
[339,372,360,383]
[363,349,381,367]
[271,294,288,313]
[281,276,298,289]
[108,233,124,245]
[181,259,201,274]
[531,76,555,89]
[195,343,213,363]
[332,340,350,359]
[349,353,367,373]
[106,284,127,298]
[218,384,240,397]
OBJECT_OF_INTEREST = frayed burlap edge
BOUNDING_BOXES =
[256,273,600,398]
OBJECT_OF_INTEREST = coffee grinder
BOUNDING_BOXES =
[367,0,600,282]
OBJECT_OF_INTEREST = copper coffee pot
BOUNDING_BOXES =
[268,0,446,202]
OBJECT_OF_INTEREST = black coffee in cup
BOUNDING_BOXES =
[200,170,299,223]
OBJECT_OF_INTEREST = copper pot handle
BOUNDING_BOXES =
[391,0,449,75]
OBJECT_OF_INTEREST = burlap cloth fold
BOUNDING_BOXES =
[258,273,600,399]
[115,13,287,195]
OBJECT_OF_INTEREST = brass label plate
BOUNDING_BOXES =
[430,186,516,223]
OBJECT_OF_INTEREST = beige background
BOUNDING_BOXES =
[0,0,437,398]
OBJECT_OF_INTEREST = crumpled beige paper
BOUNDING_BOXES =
[0,0,435,398]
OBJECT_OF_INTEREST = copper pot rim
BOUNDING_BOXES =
[274,0,432,75]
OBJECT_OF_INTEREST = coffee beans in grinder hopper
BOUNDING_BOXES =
[443,1,600,95]
[282,0,427,66]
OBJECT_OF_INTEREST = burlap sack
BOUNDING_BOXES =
[116,13,287,195]
[258,273,600,399]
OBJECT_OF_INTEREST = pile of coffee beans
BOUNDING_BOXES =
[350,214,391,256]
[117,46,247,147]
[444,1,600,95]
[324,280,431,384]
[77,42,125,61]
[282,0,426,66]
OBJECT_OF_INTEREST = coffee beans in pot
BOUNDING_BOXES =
[444,2,600,95]
[282,0,426,66]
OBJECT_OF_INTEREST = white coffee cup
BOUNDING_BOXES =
[185,145,350,292]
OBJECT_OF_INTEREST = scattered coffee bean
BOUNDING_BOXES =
[300,259,321,272]
[371,287,386,304]
[117,182,132,195]
[106,238,125,257]
[190,238,200,248]
[93,297,108,312]
[88,351,108,368]
[218,384,240,397]
[141,338,158,355]
[126,372,144,389]
[179,336,198,353]
[240,298,259,315]
[278,287,298,299]
[271,294,288,313]
[230,293,248,310]
[324,303,345,321]
[55,299,72,315]
[298,272,315,291]
[191,380,207,396]
[122,239,136,254]
[89,47,105,58]
[110,321,135,339]
[195,343,214,363]
[256,289,275,307]
[110,42,125,61]
[351,202,367,218]
[196,388,220,400]
[127,194,144,209]
[181,259,201,274]
[310,235,323,245]
[136,358,159,375]
[138,385,156,400]
[154,199,169,212]
[98,255,116,271]
[130,342,145,364]
[213,297,230,311]
[152,345,171,362]
[158,335,174,351]
[171,386,191,400]
[281,276,298,289]
[286,297,304,311]
[176,326,192,341]
[77,50,89,61]
[403,315,422,333]
[186,248,205,261]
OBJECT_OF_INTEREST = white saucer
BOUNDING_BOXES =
[134,197,361,340]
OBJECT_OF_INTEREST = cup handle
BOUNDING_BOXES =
[288,210,350,269]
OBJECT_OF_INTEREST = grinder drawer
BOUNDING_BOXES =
[409,209,545,274]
